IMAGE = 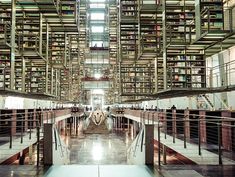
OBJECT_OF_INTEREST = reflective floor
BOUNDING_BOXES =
[160,165,235,177]
[66,131,132,164]
[0,129,235,177]
[44,165,161,177]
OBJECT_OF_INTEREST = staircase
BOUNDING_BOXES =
[201,94,214,110]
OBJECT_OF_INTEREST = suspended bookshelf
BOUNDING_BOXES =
[195,0,224,38]
[0,3,11,89]
[50,33,66,66]
[25,60,46,93]
[120,63,154,95]
[162,0,206,90]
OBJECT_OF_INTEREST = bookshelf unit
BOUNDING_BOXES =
[120,63,154,95]
[16,13,41,55]
[50,33,66,66]
[195,0,224,38]
[25,60,46,93]
[0,58,10,89]
[0,3,11,89]
[61,0,77,17]
[78,0,87,48]
[154,1,164,92]
[14,58,24,92]
[60,68,70,101]
[68,33,80,101]
[119,0,138,62]
[162,0,206,90]
[109,0,118,64]
[164,0,195,46]
[167,49,206,88]
[138,0,158,60]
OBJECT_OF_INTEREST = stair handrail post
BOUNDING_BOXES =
[198,117,201,155]
[157,118,161,169]
[36,126,40,166]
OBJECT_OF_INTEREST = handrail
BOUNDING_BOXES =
[124,108,235,164]
[124,108,235,121]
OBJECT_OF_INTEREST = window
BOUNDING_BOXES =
[91,41,104,47]
[90,4,105,8]
[91,26,104,33]
[90,13,105,20]
[90,0,105,2]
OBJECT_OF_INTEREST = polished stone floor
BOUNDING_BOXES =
[67,131,132,164]
[160,165,235,177]
[44,165,161,177]
[0,128,235,177]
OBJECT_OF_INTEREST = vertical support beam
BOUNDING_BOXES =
[22,57,26,92]
[55,69,58,96]
[39,13,43,55]
[198,118,201,155]
[64,33,67,66]
[44,123,53,165]
[157,120,161,168]
[10,0,16,89]
[51,67,54,95]
[25,109,28,131]
[195,0,202,39]
[145,124,154,165]
[172,110,176,143]
[221,111,232,151]
[184,109,190,145]
[154,58,158,93]
[199,110,207,143]
[218,122,222,165]
[45,23,49,93]
[162,0,167,90]
[36,127,40,166]
[218,53,228,109]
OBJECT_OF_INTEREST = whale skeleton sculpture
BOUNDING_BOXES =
[91,110,106,126]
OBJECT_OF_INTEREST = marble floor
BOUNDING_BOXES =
[0,128,235,177]
[160,165,235,177]
[67,131,132,164]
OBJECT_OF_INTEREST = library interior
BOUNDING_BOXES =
[0,0,235,176]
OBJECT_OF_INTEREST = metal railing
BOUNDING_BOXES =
[0,113,42,165]
[124,109,235,165]
[207,60,235,88]
[0,108,76,165]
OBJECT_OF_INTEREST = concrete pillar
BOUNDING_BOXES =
[221,111,232,151]
[64,119,68,136]
[127,119,130,133]
[172,110,177,136]
[145,124,154,165]
[25,109,28,131]
[133,121,138,138]
[29,145,33,165]
[162,145,167,165]
[122,117,125,130]
[11,110,17,136]
[118,117,121,129]
[33,109,37,128]
[199,111,207,143]
[43,123,53,165]
[184,109,190,139]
